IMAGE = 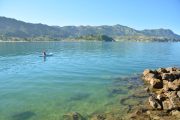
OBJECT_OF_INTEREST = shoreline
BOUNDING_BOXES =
[1,40,180,43]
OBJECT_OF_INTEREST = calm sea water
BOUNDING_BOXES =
[0,41,180,120]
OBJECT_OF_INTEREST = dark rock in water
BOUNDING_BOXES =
[120,92,148,107]
[111,88,128,95]
[12,111,36,120]
[96,114,106,120]
[63,112,85,120]
[69,92,90,101]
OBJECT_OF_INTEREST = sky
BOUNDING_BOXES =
[0,0,180,34]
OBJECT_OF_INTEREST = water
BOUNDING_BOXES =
[0,41,180,120]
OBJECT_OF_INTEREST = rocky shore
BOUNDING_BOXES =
[127,67,180,120]
[62,67,180,120]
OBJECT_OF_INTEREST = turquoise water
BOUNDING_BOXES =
[0,42,180,120]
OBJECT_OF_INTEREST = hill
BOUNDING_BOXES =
[0,16,180,41]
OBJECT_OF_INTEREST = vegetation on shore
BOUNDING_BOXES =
[75,35,115,41]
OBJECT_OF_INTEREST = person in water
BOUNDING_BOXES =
[43,51,46,56]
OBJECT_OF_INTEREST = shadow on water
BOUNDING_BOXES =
[12,111,36,120]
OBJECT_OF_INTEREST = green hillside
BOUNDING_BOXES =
[0,16,180,41]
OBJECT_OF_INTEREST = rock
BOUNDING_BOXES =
[143,73,161,83]
[164,91,177,98]
[96,114,106,120]
[171,110,180,118]
[146,110,151,115]
[148,96,161,109]
[162,80,170,91]
[162,99,173,110]
[157,94,166,101]
[143,73,156,81]
[90,114,106,120]
[144,87,150,93]
[171,71,180,79]
[134,67,180,119]
[166,67,177,73]
[161,73,175,81]
[177,91,180,98]
[157,68,168,73]
[151,116,160,120]
[168,80,180,90]
[149,78,163,89]
[63,112,84,120]
[143,69,152,76]
[169,96,180,109]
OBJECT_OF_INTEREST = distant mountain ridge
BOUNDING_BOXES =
[0,16,180,41]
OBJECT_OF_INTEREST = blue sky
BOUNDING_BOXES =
[0,0,180,34]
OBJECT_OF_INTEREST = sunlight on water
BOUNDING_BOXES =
[0,42,180,120]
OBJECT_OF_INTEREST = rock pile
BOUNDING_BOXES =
[142,67,180,112]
